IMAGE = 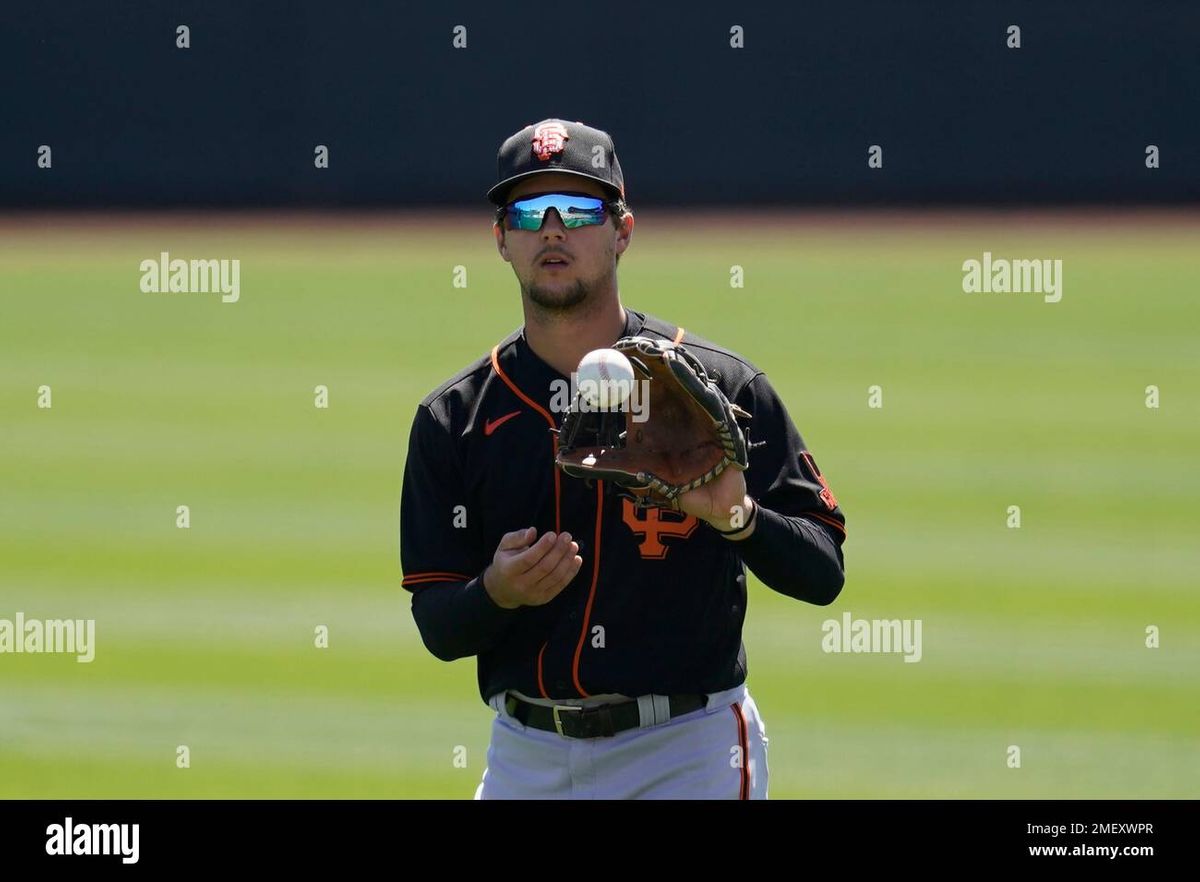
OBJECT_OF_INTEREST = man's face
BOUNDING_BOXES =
[493,172,633,312]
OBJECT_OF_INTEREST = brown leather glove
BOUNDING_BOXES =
[554,336,754,511]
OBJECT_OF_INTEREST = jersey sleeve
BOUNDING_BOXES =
[727,372,847,605]
[400,404,518,660]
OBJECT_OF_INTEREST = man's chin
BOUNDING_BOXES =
[525,279,590,311]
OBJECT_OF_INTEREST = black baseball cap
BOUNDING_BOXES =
[487,118,626,206]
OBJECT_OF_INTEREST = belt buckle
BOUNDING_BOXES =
[552,704,583,737]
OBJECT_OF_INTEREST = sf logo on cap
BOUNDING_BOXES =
[531,122,569,161]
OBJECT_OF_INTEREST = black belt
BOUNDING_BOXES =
[504,692,707,739]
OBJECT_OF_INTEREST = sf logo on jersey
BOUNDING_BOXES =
[621,499,698,559]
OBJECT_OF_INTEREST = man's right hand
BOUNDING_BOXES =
[482,528,582,609]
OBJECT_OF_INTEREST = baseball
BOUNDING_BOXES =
[575,348,635,410]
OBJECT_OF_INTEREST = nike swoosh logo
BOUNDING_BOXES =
[484,411,521,436]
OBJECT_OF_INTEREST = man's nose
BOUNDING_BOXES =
[540,208,567,236]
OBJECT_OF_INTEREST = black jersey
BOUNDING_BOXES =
[400,308,846,705]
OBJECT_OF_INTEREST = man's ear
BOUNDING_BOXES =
[493,222,510,262]
[614,212,634,257]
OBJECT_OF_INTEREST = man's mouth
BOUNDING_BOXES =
[540,255,570,267]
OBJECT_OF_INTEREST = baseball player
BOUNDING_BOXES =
[400,118,847,799]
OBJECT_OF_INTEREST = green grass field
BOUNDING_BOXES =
[1,209,1197,798]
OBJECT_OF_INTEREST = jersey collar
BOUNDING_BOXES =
[514,307,646,388]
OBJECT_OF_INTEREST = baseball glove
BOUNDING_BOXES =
[553,336,755,511]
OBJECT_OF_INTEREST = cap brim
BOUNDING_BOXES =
[488,169,622,205]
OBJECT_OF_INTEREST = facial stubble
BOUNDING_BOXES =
[522,253,616,314]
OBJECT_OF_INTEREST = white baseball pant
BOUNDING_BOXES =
[474,682,769,799]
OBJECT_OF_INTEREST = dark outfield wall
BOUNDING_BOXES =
[3,1,1197,207]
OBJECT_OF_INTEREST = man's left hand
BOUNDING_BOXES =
[678,466,756,539]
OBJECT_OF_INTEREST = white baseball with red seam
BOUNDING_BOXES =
[575,348,635,410]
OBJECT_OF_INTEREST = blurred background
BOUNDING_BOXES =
[1,1,1197,798]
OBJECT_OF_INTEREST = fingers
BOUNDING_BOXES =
[525,532,579,590]
[497,527,537,551]
[531,543,584,599]
[511,530,566,575]
[488,529,584,609]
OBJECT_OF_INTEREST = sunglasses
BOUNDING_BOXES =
[497,191,621,231]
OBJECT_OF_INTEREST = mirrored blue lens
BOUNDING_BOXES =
[506,193,608,230]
